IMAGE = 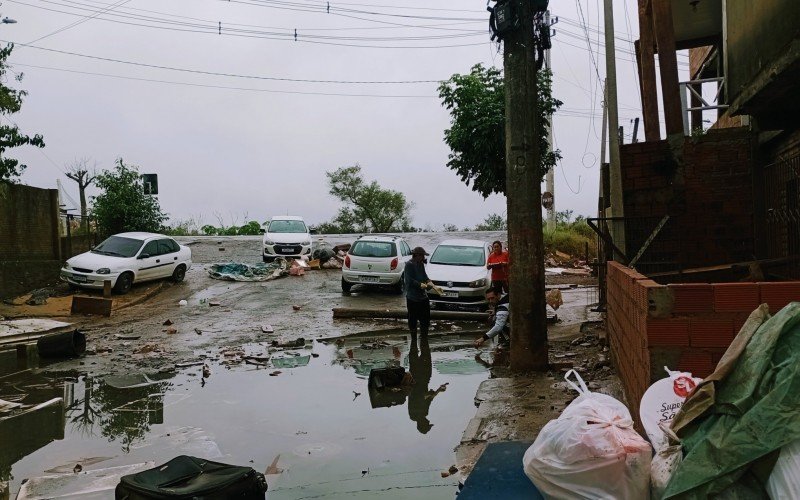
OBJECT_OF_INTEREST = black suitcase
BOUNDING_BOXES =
[115,456,267,499]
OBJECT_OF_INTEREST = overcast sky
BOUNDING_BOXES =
[4,0,689,230]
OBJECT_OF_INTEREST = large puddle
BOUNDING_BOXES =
[1,333,489,499]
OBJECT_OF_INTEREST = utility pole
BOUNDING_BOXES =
[504,0,548,371]
[603,0,626,257]
[544,10,556,232]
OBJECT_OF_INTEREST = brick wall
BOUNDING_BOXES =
[620,128,756,272]
[606,261,800,424]
[0,183,62,300]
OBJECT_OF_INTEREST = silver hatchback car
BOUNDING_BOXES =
[341,235,412,293]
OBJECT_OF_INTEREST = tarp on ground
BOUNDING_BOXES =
[664,302,800,499]
[207,259,288,282]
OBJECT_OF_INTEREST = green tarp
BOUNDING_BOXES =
[664,302,800,498]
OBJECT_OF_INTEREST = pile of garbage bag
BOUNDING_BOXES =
[207,259,288,282]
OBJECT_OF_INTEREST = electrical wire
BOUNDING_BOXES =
[27,0,130,44]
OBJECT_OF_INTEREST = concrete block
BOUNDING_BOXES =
[71,296,112,317]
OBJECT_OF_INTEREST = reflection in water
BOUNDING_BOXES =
[408,336,439,435]
[67,374,172,453]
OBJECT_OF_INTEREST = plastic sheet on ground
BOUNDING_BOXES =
[15,462,154,500]
[207,258,288,282]
[664,302,800,498]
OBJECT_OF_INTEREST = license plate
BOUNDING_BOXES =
[442,291,459,298]
[280,248,295,254]
[71,274,87,283]
[360,275,380,283]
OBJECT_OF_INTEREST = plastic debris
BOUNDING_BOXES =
[207,259,289,282]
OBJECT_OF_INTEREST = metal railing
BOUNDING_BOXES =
[680,76,729,136]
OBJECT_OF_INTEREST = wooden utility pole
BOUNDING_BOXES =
[504,0,548,371]
[637,0,660,141]
[651,0,683,137]
[604,0,626,256]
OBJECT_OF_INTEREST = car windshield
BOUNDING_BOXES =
[268,220,307,233]
[91,236,144,258]
[350,241,396,258]
[430,245,486,266]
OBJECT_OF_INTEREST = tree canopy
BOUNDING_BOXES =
[323,165,413,233]
[438,64,562,198]
[0,44,45,182]
[92,159,167,237]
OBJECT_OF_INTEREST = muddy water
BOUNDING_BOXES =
[2,334,488,499]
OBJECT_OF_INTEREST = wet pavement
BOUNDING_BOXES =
[0,233,601,499]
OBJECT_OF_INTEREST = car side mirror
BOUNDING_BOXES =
[138,253,150,259]
[259,228,266,234]
[309,226,318,235]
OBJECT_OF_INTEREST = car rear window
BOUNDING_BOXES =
[91,236,144,258]
[350,241,396,258]
[268,220,308,233]
[430,245,486,266]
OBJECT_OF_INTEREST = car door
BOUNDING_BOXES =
[157,239,180,278]
[136,240,162,281]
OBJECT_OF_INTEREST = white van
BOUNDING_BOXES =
[262,216,312,262]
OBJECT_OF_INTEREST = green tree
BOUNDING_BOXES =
[438,64,562,198]
[92,159,167,237]
[474,213,507,231]
[0,44,45,182]
[325,165,413,232]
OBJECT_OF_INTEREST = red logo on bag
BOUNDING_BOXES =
[672,376,697,398]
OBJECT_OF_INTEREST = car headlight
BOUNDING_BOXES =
[468,278,487,288]
[264,239,275,245]
[96,268,111,274]
[303,240,312,246]
[63,262,71,270]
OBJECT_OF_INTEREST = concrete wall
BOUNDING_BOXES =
[725,1,800,105]
[620,127,756,272]
[0,183,62,300]
[607,261,800,424]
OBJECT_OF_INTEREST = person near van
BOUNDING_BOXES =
[404,246,432,337]
[487,240,509,294]
[474,289,510,348]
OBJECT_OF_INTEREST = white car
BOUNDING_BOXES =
[341,235,412,293]
[426,239,492,310]
[262,216,312,262]
[60,232,192,294]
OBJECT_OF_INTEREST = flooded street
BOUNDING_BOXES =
[3,333,489,498]
[6,233,576,498]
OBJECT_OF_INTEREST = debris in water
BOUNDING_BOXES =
[353,391,361,401]
[179,300,188,306]
[441,471,450,478]
[449,465,459,475]
[164,327,178,335]
[292,305,302,311]
[209,301,221,307]
[73,464,82,474]
[269,371,282,377]
[311,353,320,358]
[176,361,204,368]
[265,455,283,475]
[163,319,173,326]
[361,468,370,477]
[261,325,274,333]
[194,328,202,335]
[114,334,141,340]
[202,365,211,378]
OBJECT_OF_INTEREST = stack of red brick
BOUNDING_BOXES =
[606,261,800,421]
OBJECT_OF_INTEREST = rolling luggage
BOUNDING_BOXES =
[115,455,267,500]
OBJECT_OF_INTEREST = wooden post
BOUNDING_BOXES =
[103,280,112,298]
[504,0,548,371]
[651,0,684,137]
[637,0,661,141]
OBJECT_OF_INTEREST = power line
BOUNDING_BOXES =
[3,39,449,83]
[27,0,131,44]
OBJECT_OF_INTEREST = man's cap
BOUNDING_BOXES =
[411,246,429,256]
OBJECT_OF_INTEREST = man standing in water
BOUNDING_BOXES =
[404,246,431,337]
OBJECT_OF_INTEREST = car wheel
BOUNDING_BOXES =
[341,277,352,293]
[172,264,186,283]
[113,272,134,295]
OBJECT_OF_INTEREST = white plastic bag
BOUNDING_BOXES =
[523,370,652,499]
[650,422,683,500]
[766,438,800,499]
[639,367,701,452]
